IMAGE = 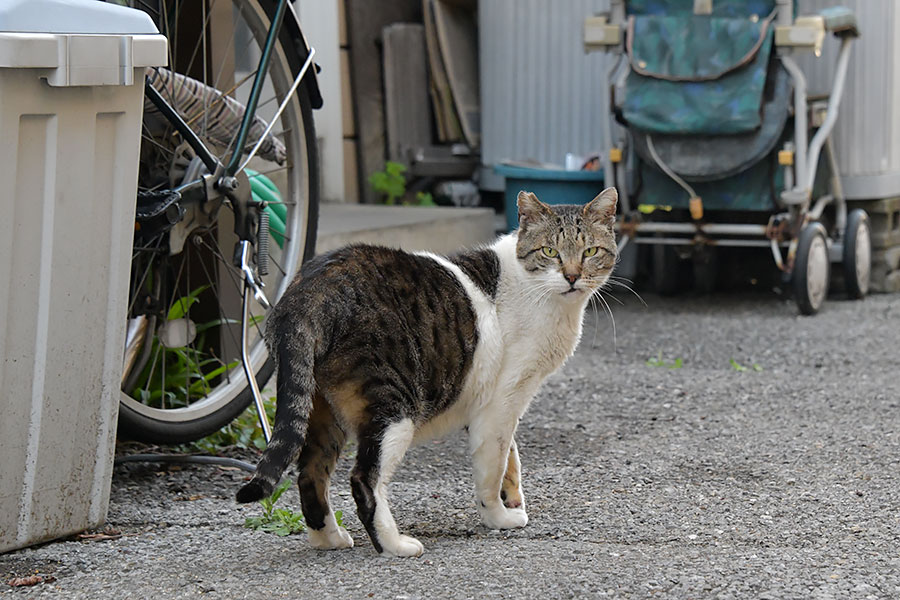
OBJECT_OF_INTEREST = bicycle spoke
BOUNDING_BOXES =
[269,252,287,277]
[250,163,292,178]
[194,236,242,389]
[128,236,164,315]
[160,1,176,110]
[256,94,279,111]
[184,70,257,129]
[142,343,163,402]
[196,236,250,346]
[140,128,177,158]
[204,234,268,346]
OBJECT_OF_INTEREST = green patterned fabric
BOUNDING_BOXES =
[638,154,781,211]
[626,0,777,18]
[623,15,774,135]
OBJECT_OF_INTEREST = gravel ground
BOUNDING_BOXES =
[3,291,900,599]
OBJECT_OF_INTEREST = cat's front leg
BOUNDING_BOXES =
[501,437,525,510]
[469,418,528,529]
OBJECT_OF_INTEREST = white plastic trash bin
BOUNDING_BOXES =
[0,0,166,552]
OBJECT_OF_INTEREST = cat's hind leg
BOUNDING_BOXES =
[297,394,353,550]
[501,437,525,510]
[350,418,423,557]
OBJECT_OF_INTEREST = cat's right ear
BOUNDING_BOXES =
[517,191,549,229]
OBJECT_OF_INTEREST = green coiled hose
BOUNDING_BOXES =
[246,168,285,248]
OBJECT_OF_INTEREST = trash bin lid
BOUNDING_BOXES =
[0,0,158,34]
[0,0,166,86]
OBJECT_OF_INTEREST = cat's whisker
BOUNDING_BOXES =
[588,293,602,349]
[588,293,608,349]
[594,286,624,305]
[594,290,617,350]
[609,274,635,285]
[517,282,556,307]
[607,279,647,307]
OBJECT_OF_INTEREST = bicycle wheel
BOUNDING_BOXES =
[117,0,319,444]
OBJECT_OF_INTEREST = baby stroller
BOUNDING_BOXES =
[584,0,867,314]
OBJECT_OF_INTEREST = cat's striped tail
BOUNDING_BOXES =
[236,329,314,504]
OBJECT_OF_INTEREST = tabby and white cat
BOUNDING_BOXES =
[237,188,618,557]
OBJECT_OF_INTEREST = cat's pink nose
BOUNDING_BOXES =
[564,273,580,284]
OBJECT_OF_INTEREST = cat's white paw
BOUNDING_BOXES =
[308,525,354,550]
[479,503,529,529]
[381,534,425,558]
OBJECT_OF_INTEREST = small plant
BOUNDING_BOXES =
[369,161,407,205]
[181,395,277,454]
[127,285,245,409]
[646,351,683,369]
[415,191,436,206]
[244,479,307,536]
[368,162,437,206]
[730,359,763,372]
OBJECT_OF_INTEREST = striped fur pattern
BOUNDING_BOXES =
[237,188,618,556]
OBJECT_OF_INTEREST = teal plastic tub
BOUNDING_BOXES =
[494,164,606,231]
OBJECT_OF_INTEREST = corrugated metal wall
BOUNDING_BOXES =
[795,0,900,197]
[480,0,610,188]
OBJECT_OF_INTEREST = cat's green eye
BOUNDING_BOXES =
[541,246,558,258]
[583,247,600,258]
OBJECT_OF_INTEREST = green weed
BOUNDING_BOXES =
[730,359,763,372]
[415,191,436,206]
[126,286,266,409]
[243,480,340,537]
[369,161,436,206]
[369,161,407,205]
[646,351,683,369]
[181,395,276,454]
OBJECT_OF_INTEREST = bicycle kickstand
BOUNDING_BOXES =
[238,240,273,443]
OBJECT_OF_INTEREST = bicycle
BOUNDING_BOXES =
[112,0,321,444]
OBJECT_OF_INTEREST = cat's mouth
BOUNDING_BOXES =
[561,287,583,295]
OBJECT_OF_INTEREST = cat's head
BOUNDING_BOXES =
[515,188,618,299]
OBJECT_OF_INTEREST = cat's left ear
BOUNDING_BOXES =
[583,187,618,225]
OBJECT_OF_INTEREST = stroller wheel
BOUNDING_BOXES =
[793,222,830,315]
[843,209,871,299]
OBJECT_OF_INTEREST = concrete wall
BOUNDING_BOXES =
[294,0,351,202]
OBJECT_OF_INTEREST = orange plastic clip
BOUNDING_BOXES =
[689,196,704,220]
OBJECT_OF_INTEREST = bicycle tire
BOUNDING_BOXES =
[117,0,319,444]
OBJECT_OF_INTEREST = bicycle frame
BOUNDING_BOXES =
[138,0,317,441]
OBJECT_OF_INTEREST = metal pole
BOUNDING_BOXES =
[780,55,808,198]
[805,38,853,192]
[239,241,272,443]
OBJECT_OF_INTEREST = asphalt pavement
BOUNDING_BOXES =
[3,291,900,599]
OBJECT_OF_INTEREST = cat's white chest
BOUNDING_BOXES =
[499,303,585,391]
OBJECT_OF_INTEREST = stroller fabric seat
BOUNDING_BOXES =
[622,13,776,135]
[631,63,791,181]
[626,0,777,18]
